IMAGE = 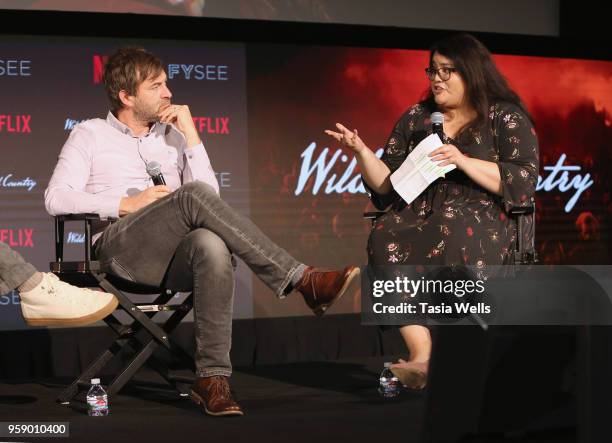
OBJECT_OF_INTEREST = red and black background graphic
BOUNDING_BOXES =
[1,37,611,328]
[247,45,612,316]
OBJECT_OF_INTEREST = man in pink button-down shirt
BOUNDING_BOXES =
[45,47,358,417]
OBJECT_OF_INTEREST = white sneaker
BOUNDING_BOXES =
[19,273,118,327]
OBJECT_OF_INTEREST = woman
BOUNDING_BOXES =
[326,33,539,389]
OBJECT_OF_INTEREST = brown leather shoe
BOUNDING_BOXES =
[294,266,360,316]
[190,376,244,417]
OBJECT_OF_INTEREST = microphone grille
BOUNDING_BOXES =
[431,112,444,125]
[146,161,162,177]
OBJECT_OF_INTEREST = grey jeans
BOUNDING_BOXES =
[0,242,37,295]
[94,181,303,377]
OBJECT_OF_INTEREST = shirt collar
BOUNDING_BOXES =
[106,111,165,138]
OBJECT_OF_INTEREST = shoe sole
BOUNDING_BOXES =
[313,267,361,316]
[390,367,427,390]
[190,389,244,416]
[24,296,119,327]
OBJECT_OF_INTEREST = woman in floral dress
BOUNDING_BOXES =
[326,33,539,388]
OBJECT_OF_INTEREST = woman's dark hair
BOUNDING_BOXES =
[422,33,533,133]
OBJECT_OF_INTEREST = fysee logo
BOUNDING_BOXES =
[0,59,31,77]
[0,115,31,133]
[167,64,228,80]
[93,54,109,84]
[94,56,229,82]
[0,291,20,306]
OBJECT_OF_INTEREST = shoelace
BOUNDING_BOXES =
[297,269,327,302]
[42,274,87,304]
[42,274,59,297]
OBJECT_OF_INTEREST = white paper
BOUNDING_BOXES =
[390,133,456,205]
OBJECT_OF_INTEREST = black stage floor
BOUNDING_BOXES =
[0,357,423,443]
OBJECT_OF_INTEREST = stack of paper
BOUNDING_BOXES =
[390,133,456,205]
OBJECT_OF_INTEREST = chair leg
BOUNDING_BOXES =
[57,342,123,404]
[104,303,196,395]
[59,282,196,402]
[146,355,193,396]
[96,275,172,349]
[107,339,159,395]
[57,317,157,403]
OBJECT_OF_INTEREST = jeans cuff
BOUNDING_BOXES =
[197,367,232,378]
[277,264,306,299]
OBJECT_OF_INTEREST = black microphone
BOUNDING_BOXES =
[146,161,166,186]
[431,112,444,140]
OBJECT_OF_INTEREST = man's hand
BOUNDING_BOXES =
[158,104,201,148]
[119,185,171,216]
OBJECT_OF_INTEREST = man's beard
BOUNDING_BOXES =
[133,100,169,124]
[133,106,158,124]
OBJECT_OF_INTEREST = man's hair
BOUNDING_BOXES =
[103,47,164,112]
[421,33,533,134]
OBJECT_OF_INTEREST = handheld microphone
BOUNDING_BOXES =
[146,161,166,186]
[431,112,444,140]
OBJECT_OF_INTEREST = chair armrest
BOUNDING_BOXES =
[508,204,535,216]
[363,211,386,220]
[55,213,101,222]
[508,204,537,264]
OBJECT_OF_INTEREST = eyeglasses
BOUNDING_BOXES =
[425,66,457,81]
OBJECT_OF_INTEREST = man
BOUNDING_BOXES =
[45,47,358,417]
[0,242,117,326]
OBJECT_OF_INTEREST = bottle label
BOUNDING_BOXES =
[379,378,400,397]
[87,395,108,412]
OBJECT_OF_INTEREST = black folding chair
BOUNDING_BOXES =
[51,214,196,404]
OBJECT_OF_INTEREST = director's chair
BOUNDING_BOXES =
[51,214,196,404]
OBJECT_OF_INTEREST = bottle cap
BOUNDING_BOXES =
[383,362,392,368]
[91,378,100,384]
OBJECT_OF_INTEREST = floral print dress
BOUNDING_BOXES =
[366,101,539,278]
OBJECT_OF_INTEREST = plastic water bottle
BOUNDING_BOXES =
[378,362,401,398]
[86,378,109,416]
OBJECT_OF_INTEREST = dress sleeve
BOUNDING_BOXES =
[495,103,539,212]
[363,106,418,210]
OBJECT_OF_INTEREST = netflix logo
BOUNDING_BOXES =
[93,54,109,84]
[192,117,229,135]
[0,115,31,133]
[0,229,34,247]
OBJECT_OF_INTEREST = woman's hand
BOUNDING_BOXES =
[325,123,367,154]
[430,144,503,195]
[428,144,468,170]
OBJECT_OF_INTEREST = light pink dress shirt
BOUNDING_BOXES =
[45,111,219,219]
